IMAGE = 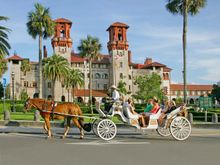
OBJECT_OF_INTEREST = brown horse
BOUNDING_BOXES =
[24,98,88,139]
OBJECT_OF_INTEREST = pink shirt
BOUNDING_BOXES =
[150,103,160,114]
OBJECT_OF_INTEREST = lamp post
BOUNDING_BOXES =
[11,72,15,112]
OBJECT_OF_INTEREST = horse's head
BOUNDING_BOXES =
[24,97,32,112]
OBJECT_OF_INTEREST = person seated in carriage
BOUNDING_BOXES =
[104,85,121,114]
[158,99,177,126]
[123,98,147,127]
[142,97,160,125]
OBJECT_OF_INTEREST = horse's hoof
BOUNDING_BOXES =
[80,136,84,139]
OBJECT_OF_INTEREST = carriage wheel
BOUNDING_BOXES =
[92,119,100,136]
[97,119,117,141]
[157,126,171,137]
[170,116,191,141]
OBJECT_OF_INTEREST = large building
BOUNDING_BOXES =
[8,18,171,102]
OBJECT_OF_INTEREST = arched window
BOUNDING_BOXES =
[61,96,65,102]
[95,73,101,79]
[102,73,108,79]
[47,95,52,100]
[33,93,39,98]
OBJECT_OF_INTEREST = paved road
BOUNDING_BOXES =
[0,127,220,165]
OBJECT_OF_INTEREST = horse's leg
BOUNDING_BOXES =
[43,122,48,134]
[44,116,52,138]
[62,117,71,139]
[72,117,84,139]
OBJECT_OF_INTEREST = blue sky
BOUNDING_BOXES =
[1,0,220,85]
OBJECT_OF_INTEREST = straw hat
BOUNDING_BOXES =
[111,85,117,89]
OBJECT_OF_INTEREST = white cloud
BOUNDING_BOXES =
[189,59,220,82]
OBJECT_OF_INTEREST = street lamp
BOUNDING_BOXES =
[11,71,15,112]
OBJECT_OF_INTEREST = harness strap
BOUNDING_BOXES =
[51,101,56,121]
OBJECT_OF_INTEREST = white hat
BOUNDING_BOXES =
[111,85,117,89]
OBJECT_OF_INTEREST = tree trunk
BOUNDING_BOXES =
[68,89,70,102]
[52,80,56,101]
[183,0,188,104]
[38,35,43,98]
[72,86,75,102]
[89,59,93,114]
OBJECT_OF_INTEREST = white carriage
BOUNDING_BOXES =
[93,101,191,141]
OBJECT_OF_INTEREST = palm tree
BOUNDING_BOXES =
[166,0,207,103]
[26,3,54,98]
[64,68,84,102]
[42,54,69,100]
[78,35,102,114]
[20,59,31,76]
[0,60,7,78]
[20,59,31,92]
[0,16,11,58]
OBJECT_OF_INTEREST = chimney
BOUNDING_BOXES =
[128,50,131,64]
[43,45,47,58]
[144,58,152,65]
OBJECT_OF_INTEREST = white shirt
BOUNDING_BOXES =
[112,89,120,101]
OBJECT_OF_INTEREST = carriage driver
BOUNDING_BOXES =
[104,85,120,114]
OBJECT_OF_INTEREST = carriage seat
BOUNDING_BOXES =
[149,108,162,120]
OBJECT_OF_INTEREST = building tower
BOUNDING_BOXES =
[50,18,73,101]
[107,22,132,92]
[51,18,72,62]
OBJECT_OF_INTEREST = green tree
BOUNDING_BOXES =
[0,82,3,98]
[211,84,220,104]
[0,16,11,58]
[0,60,7,78]
[166,0,207,103]
[42,54,69,100]
[64,68,84,102]
[27,3,55,98]
[78,35,102,114]
[134,73,163,101]
[117,80,128,95]
[0,16,11,78]
[20,59,31,76]
[20,89,29,101]
[5,84,10,99]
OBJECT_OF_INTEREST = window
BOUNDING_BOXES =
[48,82,51,88]
[24,81,28,87]
[95,73,101,79]
[32,82,37,88]
[102,73,108,79]
[12,60,19,64]
[118,33,122,41]
[129,75,132,80]
[120,62,123,68]
[104,84,108,90]
[120,73,123,79]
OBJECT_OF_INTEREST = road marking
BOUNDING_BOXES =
[66,140,150,146]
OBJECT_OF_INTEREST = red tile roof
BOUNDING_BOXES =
[107,22,129,31]
[7,54,23,61]
[163,67,172,72]
[170,84,213,91]
[54,18,72,24]
[71,52,110,64]
[74,89,107,97]
[143,62,166,69]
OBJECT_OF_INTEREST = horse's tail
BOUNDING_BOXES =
[76,104,92,132]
